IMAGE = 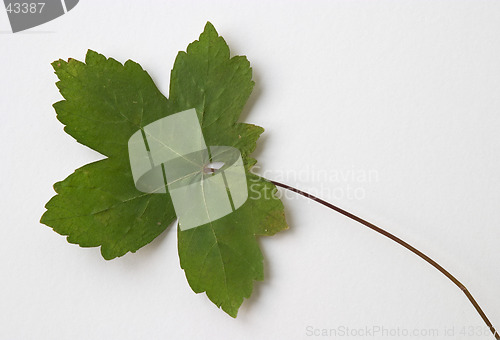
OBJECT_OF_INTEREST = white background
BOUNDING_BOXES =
[1,1,500,339]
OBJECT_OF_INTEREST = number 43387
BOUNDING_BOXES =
[6,3,45,14]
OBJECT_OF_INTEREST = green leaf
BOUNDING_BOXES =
[172,23,288,317]
[42,50,178,260]
[41,21,288,317]
[178,174,287,317]
[170,22,263,169]
[41,158,176,260]
[52,50,170,159]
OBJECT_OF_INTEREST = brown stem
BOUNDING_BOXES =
[268,179,499,340]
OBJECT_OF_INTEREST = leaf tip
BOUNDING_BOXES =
[100,247,118,261]
[203,21,217,35]
[225,309,238,318]
[39,211,48,225]
[85,49,105,65]
[199,21,221,43]
[51,59,66,71]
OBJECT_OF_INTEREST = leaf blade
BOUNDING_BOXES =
[52,50,170,158]
[178,174,287,317]
[43,50,178,259]
[170,22,261,169]
[172,22,288,317]
[41,158,176,259]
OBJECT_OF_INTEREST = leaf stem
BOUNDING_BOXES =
[268,179,499,340]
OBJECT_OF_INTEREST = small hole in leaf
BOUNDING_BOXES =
[203,162,225,174]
